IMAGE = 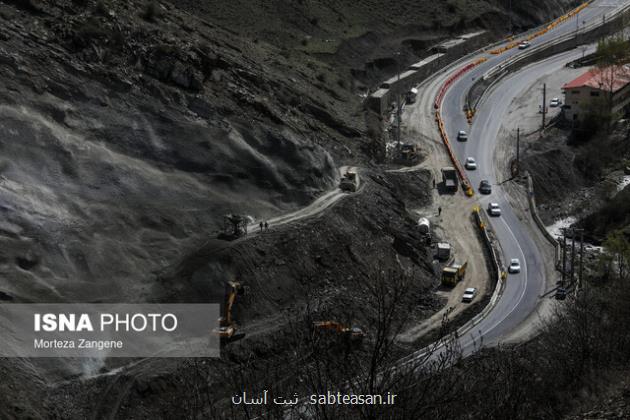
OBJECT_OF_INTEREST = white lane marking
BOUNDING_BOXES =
[440,84,531,347]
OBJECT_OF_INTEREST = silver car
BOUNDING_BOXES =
[462,287,477,303]
[508,258,521,274]
[488,202,501,216]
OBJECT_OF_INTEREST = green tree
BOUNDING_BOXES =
[603,230,630,281]
[595,37,630,118]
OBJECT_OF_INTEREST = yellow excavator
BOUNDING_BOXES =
[312,321,365,341]
[213,281,244,339]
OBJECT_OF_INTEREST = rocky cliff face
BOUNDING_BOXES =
[0,0,585,418]
[0,0,356,304]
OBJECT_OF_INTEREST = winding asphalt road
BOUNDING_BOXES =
[421,0,630,358]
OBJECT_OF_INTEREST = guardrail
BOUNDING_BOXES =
[462,206,507,332]
[434,58,488,110]
[390,0,630,371]
[434,57,487,197]
[525,172,561,267]
[469,1,630,112]
[394,207,506,368]
[435,110,473,196]
[467,2,630,280]
[489,1,592,55]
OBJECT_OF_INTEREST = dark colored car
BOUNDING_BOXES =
[555,287,567,300]
[479,180,492,194]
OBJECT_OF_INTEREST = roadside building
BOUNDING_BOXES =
[562,65,630,121]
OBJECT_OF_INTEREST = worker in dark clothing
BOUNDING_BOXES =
[264,221,269,231]
[259,221,264,232]
[438,206,442,216]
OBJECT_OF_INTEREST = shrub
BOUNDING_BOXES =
[142,1,159,22]
[94,0,107,15]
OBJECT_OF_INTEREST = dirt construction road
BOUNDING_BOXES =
[397,67,490,344]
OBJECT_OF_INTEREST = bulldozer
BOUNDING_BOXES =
[339,170,358,192]
[220,214,248,240]
[312,321,365,342]
[213,281,245,339]
[394,143,419,166]
[441,261,468,287]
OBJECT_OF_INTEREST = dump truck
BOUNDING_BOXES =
[441,261,468,287]
[339,170,358,192]
[441,167,458,192]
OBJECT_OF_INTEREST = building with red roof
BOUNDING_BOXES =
[562,65,630,121]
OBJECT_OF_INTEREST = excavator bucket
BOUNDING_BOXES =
[213,281,245,341]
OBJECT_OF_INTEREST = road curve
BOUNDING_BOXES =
[415,0,629,360]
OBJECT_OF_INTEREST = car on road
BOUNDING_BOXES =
[479,180,492,194]
[550,97,562,107]
[465,157,477,170]
[508,258,521,274]
[555,287,567,300]
[518,41,530,50]
[457,130,468,141]
[462,287,477,303]
[487,202,501,217]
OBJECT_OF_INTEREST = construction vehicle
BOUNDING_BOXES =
[213,281,245,339]
[312,321,365,342]
[441,167,458,192]
[441,261,468,287]
[436,242,452,261]
[220,214,248,239]
[406,88,418,104]
[395,143,419,165]
[339,170,358,192]
[418,217,431,235]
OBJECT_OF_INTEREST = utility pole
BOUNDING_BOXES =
[395,52,402,147]
[516,127,520,175]
[579,229,584,287]
[575,10,580,48]
[570,228,576,286]
[562,230,567,287]
[509,0,513,35]
[541,83,547,131]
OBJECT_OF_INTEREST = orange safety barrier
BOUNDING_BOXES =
[489,1,591,55]
[434,57,487,110]
[433,58,489,197]
[435,111,474,197]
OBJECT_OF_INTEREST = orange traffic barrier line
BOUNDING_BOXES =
[489,1,590,55]
[433,58,490,197]
[435,111,474,197]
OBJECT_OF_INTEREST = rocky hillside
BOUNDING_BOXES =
[174,0,581,74]
[0,0,587,418]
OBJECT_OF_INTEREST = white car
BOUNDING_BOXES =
[508,258,521,274]
[457,130,468,141]
[465,157,477,170]
[518,41,530,50]
[550,98,562,107]
[462,287,477,303]
[488,202,501,217]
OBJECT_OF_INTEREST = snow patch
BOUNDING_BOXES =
[546,216,576,240]
[617,175,630,192]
